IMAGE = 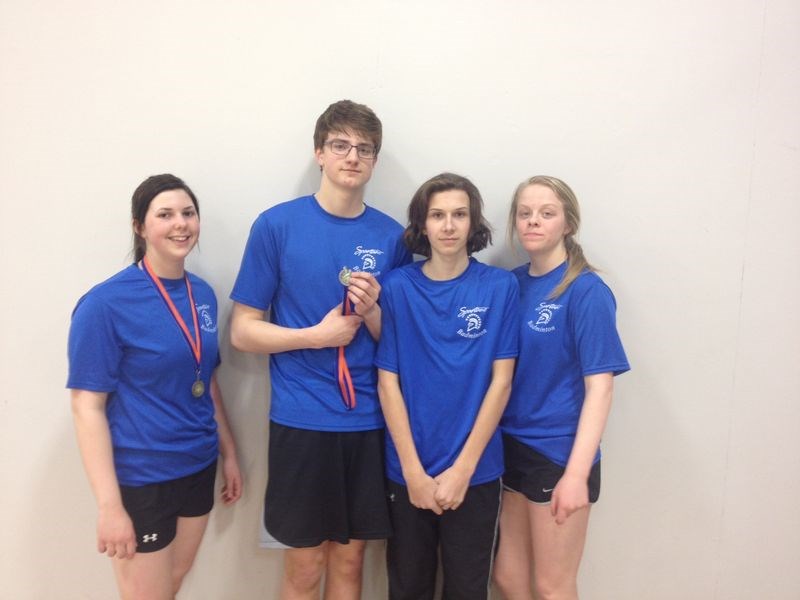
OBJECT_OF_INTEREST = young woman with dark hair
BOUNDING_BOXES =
[68,174,242,599]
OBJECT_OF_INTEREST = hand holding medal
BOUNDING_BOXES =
[338,267,380,319]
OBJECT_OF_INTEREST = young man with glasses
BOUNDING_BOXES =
[230,100,411,599]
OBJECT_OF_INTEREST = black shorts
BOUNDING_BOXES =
[119,460,216,553]
[386,478,502,600]
[502,434,601,504]
[264,421,392,547]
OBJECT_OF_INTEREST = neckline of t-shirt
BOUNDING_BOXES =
[309,194,369,223]
[415,257,477,284]
[132,262,188,289]
[524,260,567,281]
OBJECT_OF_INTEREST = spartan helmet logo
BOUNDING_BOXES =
[535,307,553,326]
[361,254,376,270]
[466,314,482,333]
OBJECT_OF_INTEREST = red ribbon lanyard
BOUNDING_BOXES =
[141,257,202,369]
[336,288,357,411]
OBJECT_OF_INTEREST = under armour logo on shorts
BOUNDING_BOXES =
[142,533,158,543]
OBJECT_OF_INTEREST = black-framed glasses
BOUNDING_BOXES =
[324,139,377,160]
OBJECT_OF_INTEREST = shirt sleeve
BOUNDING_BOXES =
[572,278,630,377]
[230,212,280,310]
[496,275,520,359]
[66,293,122,392]
[374,279,400,373]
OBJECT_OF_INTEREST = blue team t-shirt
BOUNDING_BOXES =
[376,258,520,486]
[230,195,411,431]
[67,264,221,486]
[500,262,630,466]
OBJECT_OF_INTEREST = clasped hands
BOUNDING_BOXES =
[406,464,471,515]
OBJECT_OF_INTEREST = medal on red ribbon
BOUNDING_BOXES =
[141,257,205,399]
[337,267,356,411]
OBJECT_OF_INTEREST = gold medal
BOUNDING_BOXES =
[192,379,205,398]
[338,266,352,286]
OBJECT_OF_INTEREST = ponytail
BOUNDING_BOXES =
[549,235,594,300]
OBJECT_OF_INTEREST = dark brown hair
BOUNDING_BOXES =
[404,172,492,257]
[131,174,199,262]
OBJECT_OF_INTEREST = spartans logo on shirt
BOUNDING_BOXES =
[350,246,385,276]
[196,304,217,333]
[457,306,489,339]
[527,302,561,333]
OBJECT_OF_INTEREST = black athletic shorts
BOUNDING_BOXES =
[119,460,216,553]
[502,433,600,504]
[264,421,392,547]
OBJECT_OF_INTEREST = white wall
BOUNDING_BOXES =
[1,1,798,598]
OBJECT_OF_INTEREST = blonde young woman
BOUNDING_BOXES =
[494,176,629,600]
[68,174,242,599]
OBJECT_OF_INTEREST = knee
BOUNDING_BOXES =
[328,544,365,583]
[285,550,327,592]
[171,557,195,595]
[493,567,530,600]
[533,573,577,600]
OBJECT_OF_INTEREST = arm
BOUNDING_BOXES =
[229,301,363,354]
[70,389,137,559]
[434,357,515,510]
[210,372,242,504]
[346,272,382,340]
[378,369,443,515]
[551,372,613,524]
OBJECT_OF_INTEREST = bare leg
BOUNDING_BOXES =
[323,540,366,600]
[282,543,328,600]
[529,503,590,600]
[493,490,534,600]
[112,545,174,600]
[170,514,210,595]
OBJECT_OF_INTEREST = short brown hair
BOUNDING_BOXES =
[313,99,382,154]
[404,172,492,257]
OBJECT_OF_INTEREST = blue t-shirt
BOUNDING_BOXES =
[67,264,221,486]
[500,262,630,466]
[230,195,411,431]
[376,258,520,486]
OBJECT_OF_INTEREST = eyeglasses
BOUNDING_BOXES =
[324,139,377,160]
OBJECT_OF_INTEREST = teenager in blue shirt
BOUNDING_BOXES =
[494,176,629,600]
[230,100,410,599]
[68,174,242,599]
[376,173,519,599]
